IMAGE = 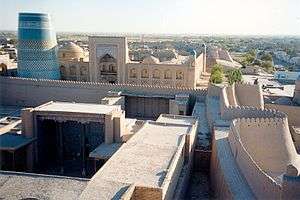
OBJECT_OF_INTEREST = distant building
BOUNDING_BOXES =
[274,71,300,83]
[58,42,89,81]
[17,13,60,79]
[206,48,241,72]
[59,36,206,88]
[241,65,265,75]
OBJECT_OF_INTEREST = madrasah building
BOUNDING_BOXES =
[58,37,206,88]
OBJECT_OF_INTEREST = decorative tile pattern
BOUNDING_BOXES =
[17,13,60,80]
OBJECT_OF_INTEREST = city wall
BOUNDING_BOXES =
[265,103,300,154]
[293,80,300,105]
[229,121,281,199]
[0,76,207,107]
[209,133,233,199]
[234,83,264,109]
[209,83,300,199]
[220,83,264,115]
[265,103,300,127]
[222,105,285,120]
[228,118,300,199]
[218,83,285,121]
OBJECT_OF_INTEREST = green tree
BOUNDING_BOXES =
[261,61,274,73]
[241,50,256,66]
[227,69,242,85]
[211,63,223,74]
[210,64,224,84]
[261,53,273,62]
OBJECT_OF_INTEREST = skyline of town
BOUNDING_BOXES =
[0,4,300,199]
[1,0,300,36]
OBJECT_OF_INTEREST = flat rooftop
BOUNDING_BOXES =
[243,74,295,97]
[0,171,89,200]
[0,133,34,151]
[80,121,193,199]
[34,101,121,115]
[157,114,197,126]
[213,126,255,199]
[0,105,22,119]
[89,143,122,160]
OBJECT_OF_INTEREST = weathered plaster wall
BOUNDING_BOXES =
[229,118,300,199]
[209,83,300,199]
[219,83,280,120]
[210,131,233,199]
[207,84,223,97]
[265,104,300,127]
[220,83,264,110]
[162,136,185,200]
[293,80,300,105]
[282,175,300,199]
[235,83,264,109]
[0,76,206,107]
[222,105,284,120]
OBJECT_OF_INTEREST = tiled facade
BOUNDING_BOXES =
[17,13,60,79]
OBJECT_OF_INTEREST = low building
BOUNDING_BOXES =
[21,101,125,177]
[274,71,300,84]
[81,114,198,200]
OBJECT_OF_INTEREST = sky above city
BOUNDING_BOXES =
[1,0,300,35]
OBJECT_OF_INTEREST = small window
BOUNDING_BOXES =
[153,69,161,79]
[141,69,149,78]
[179,110,184,115]
[176,71,184,80]
[130,68,137,78]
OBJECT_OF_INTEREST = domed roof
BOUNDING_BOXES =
[58,42,84,61]
[59,42,84,53]
[142,55,160,64]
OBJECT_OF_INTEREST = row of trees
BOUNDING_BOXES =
[209,64,242,85]
[241,50,274,73]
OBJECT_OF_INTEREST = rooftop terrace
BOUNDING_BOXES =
[0,171,89,200]
[34,101,121,115]
[80,119,196,199]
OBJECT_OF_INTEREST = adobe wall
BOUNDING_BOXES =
[207,83,223,97]
[126,61,199,88]
[222,105,285,121]
[265,104,300,127]
[209,132,233,199]
[282,175,300,199]
[209,83,300,199]
[194,53,205,83]
[231,118,298,174]
[219,83,281,120]
[131,186,163,200]
[228,118,300,199]
[234,83,264,109]
[225,85,238,106]
[229,123,281,199]
[0,76,206,107]
[293,80,300,104]
[162,136,185,200]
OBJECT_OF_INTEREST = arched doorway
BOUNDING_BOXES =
[0,63,7,75]
[98,54,117,84]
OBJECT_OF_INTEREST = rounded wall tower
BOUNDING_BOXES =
[17,13,60,79]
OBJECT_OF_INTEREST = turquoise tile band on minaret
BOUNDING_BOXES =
[17,12,61,79]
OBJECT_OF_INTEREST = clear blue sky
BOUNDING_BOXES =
[1,0,300,35]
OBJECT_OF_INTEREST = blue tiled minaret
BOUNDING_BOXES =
[17,13,61,79]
